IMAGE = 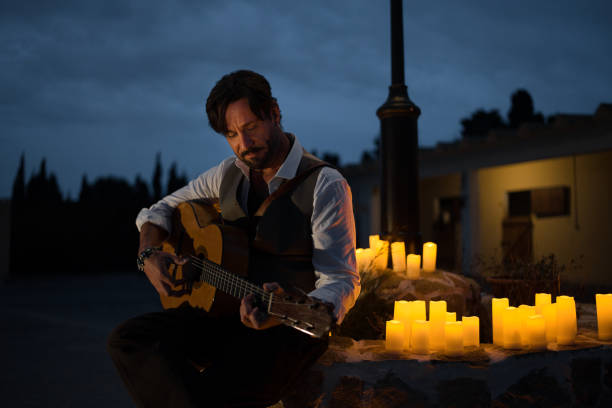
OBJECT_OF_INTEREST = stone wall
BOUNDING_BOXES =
[283,330,612,407]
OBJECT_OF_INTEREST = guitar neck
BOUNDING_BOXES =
[192,256,271,303]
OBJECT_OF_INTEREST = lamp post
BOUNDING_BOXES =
[376,0,421,254]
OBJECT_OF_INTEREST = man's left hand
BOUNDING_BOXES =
[239,282,284,330]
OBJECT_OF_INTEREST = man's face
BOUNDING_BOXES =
[224,98,282,170]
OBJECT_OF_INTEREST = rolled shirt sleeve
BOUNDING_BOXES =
[308,168,361,324]
[135,157,234,233]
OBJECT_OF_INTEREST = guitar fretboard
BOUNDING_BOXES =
[190,256,271,303]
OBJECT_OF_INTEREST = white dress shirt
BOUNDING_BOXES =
[136,135,360,323]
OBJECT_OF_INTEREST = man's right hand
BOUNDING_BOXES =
[141,250,188,296]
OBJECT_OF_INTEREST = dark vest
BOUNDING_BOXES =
[218,151,328,293]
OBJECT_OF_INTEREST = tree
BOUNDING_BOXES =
[322,152,341,167]
[134,175,150,206]
[508,89,544,128]
[11,153,25,205]
[152,152,163,202]
[461,109,506,139]
[166,162,188,195]
[25,158,63,203]
[79,175,91,202]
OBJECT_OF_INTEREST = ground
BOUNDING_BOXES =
[0,273,159,407]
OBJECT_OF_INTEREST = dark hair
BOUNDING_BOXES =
[205,70,280,134]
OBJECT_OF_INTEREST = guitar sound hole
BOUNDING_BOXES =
[182,259,200,282]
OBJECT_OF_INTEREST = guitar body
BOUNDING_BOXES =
[157,200,334,338]
[160,200,248,315]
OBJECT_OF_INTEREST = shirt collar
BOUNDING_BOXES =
[233,132,303,181]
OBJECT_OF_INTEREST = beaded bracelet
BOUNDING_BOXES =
[136,246,162,272]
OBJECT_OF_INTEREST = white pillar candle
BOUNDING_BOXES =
[535,293,551,315]
[492,297,509,346]
[369,234,380,250]
[374,240,389,271]
[556,295,577,345]
[409,300,427,322]
[445,321,463,357]
[422,242,437,272]
[393,300,411,349]
[411,320,430,354]
[596,293,612,340]
[405,301,427,350]
[429,300,447,351]
[386,320,405,351]
[394,300,411,322]
[406,254,421,280]
[462,316,480,347]
[543,303,557,343]
[503,307,521,349]
[527,315,547,351]
[446,312,456,322]
[355,248,366,272]
[391,242,406,273]
[518,305,536,347]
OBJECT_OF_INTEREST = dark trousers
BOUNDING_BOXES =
[107,305,328,408]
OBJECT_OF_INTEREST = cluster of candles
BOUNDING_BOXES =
[492,292,612,349]
[386,293,612,355]
[356,235,438,279]
[492,294,577,350]
[385,300,480,356]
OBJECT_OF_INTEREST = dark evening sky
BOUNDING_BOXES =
[2,0,611,199]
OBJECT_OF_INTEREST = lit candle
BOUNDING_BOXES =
[527,315,547,351]
[445,322,463,357]
[385,320,405,351]
[556,295,577,345]
[492,297,509,346]
[446,312,456,322]
[406,254,421,280]
[411,320,430,354]
[369,234,380,250]
[535,293,551,315]
[543,303,557,343]
[391,242,406,273]
[394,300,412,349]
[355,248,366,272]
[596,293,612,340]
[409,300,427,322]
[518,305,536,347]
[374,240,389,271]
[422,242,437,272]
[503,307,521,349]
[462,316,480,347]
[405,301,427,350]
[429,300,447,351]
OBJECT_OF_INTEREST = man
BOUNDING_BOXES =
[107,70,360,407]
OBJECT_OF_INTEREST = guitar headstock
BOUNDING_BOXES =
[267,294,335,338]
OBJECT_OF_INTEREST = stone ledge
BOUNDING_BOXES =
[282,329,612,408]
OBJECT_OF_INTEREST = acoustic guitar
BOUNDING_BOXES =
[159,200,334,338]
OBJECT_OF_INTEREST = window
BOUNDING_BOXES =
[507,187,570,218]
[508,190,531,217]
[531,187,570,217]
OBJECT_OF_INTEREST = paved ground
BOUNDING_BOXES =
[0,273,161,407]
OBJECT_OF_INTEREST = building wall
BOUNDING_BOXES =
[344,147,612,285]
[419,173,462,242]
[475,150,612,285]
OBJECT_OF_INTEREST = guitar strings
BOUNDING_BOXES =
[184,255,308,306]
[187,255,270,300]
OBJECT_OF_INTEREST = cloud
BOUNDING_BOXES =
[1,0,611,197]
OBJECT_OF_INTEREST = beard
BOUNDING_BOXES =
[238,127,284,169]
